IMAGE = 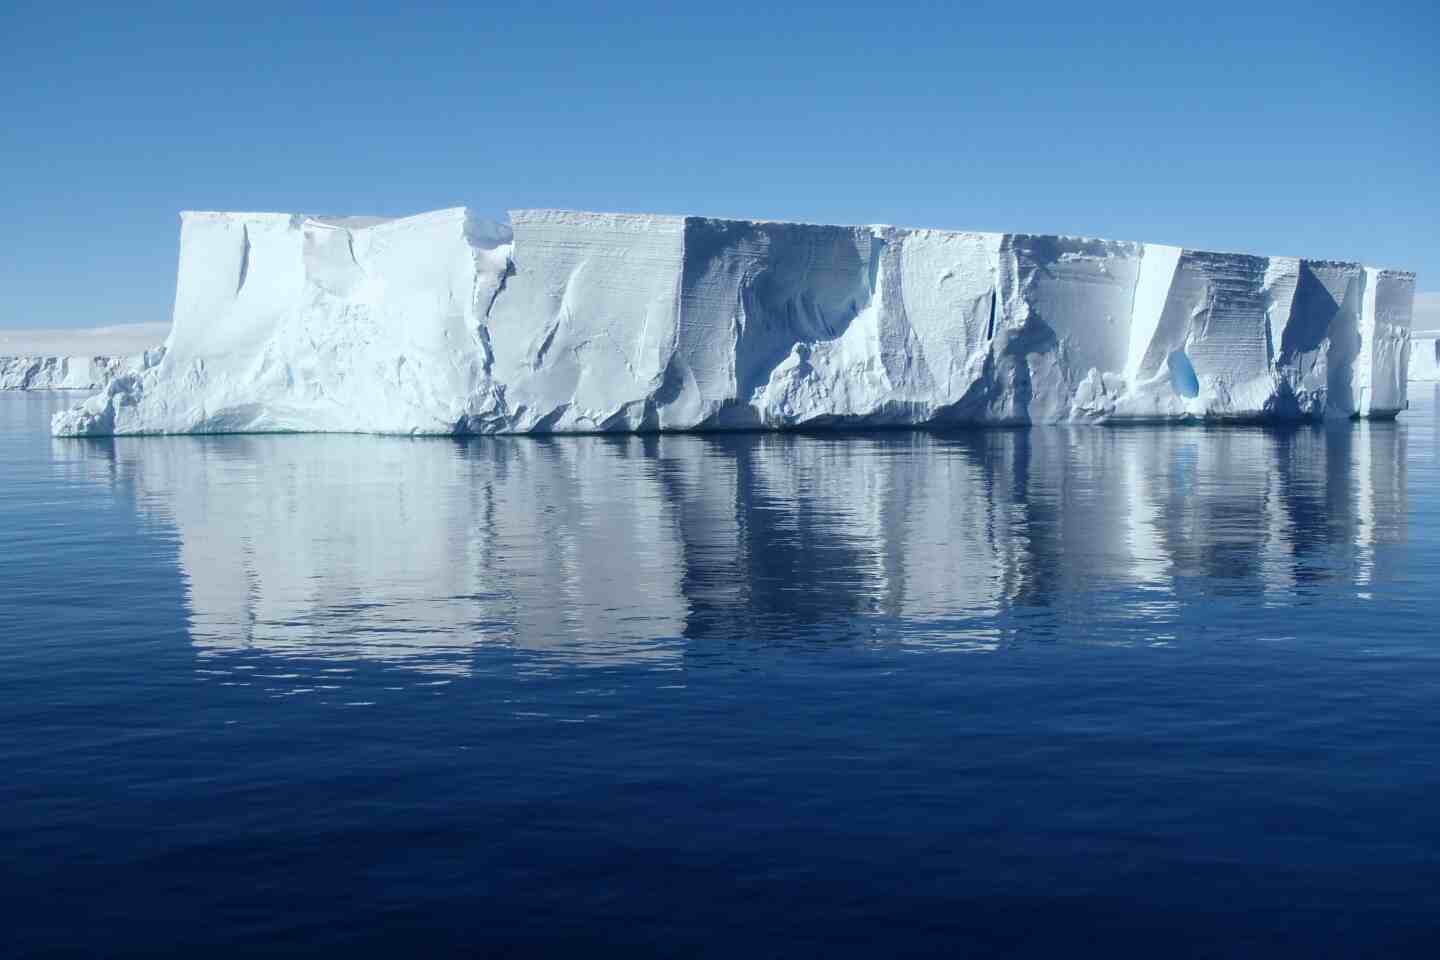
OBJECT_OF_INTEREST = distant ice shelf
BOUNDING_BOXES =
[2,351,159,391]
[3,323,170,392]
[1411,332,1440,383]
[51,208,1416,436]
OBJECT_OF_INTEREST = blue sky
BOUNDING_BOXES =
[2,0,1436,329]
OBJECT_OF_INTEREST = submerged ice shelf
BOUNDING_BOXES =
[52,208,1416,436]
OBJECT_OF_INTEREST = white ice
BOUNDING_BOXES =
[1410,294,1440,384]
[50,209,1417,435]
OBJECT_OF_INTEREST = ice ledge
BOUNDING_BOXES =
[52,207,1416,436]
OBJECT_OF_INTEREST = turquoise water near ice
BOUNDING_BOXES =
[5,388,1440,956]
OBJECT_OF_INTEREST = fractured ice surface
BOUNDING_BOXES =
[52,208,1417,435]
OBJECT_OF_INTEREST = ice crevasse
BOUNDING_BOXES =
[52,207,1416,436]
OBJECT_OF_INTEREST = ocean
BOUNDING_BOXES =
[5,387,1440,956]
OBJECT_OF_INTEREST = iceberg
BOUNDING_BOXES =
[1413,335,1440,383]
[1411,293,1440,386]
[1410,293,1439,383]
[51,208,1416,436]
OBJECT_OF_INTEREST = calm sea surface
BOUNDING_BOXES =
[6,389,1440,956]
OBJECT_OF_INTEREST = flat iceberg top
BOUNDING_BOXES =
[514,208,1416,276]
[51,206,1417,436]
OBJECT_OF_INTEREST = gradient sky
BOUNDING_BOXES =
[3,0,1436,330]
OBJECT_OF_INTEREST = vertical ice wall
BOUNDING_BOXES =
[52,207,1415,436]
[60,209,511,434]
[680,219,892,427]
[1356,268,1415,414]
[479,210,685,432]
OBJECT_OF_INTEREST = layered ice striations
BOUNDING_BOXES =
[52,208,1416,436]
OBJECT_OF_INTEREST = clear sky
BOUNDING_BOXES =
[2,0,1436,330]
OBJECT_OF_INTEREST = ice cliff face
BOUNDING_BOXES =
[52,208,1416,436]
[2,351,159,391]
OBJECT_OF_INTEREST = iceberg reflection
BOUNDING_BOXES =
[54,419,1408,675]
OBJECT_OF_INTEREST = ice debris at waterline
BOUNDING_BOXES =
[52,208,1416,436]
[3,350,162,391]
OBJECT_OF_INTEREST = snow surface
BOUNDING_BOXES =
[51,208,1417,436]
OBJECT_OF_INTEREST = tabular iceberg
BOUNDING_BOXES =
[52,208,1416,436]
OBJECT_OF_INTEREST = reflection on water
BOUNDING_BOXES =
[10,390,1440,957]
[52,418,1409,680]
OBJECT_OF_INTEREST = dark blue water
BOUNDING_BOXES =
[6,388,1440,957]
